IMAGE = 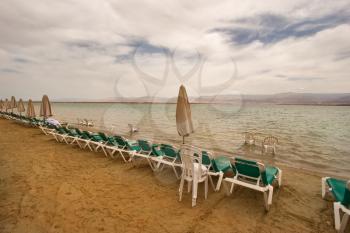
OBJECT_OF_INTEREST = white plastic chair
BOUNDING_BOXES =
[244,132,256,145]
[179,144,209,207]
[262,136,278,155]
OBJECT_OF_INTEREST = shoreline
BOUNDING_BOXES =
[0,118,342,232]
[30,101,350,106]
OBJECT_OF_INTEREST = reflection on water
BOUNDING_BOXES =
[33,102,350,177]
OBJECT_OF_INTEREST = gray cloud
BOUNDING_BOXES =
[214,11,350,44]
[287,77,323,81]
[0,68,20,73]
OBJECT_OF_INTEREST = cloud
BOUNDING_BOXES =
[213,10,350,44]
[0,0,349,100]
[287,76,323,81]
[0,68,20,73]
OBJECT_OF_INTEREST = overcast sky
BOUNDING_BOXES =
[0,0,350,100]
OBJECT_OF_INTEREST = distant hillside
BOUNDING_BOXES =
[53,93,350,105]
[241,93,350,105]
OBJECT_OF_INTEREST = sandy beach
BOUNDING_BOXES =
[0,118,343,233]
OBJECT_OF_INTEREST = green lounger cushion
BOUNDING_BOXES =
[138,140,161,155]
[107,137,119,146]
[151,144,164,157]
[234,158,278,186]
[234,158,260,178]
[201,151,211,166]
[126,141,141,152]
[98,132,109,141]
[57,128,66,134]
[138,140,152,152]
[262,166,279,185]
[114,136,127,146]
[91,135,104,142]
[160,144,179,158]
[327,178,350,206]
[212,156,232,173]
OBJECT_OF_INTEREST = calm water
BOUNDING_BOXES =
[33,102,350,177]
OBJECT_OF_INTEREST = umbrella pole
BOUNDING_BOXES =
[182,136,185,144]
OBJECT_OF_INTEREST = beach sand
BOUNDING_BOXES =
[0,118,344,233]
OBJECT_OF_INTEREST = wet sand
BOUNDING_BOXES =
[0,118,342,232]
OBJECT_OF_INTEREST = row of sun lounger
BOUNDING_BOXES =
[36,123,283,211]
[1,111,349,232]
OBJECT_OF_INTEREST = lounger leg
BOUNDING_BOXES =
[91,144,97,152]
[158,163,164,171]
[62,137,68,144]
[216,171,224,191]
[179,176,185,202]
[147,158,155,170]
[223,180,233,196]
[230,182,235,194]
[208,174,215,190]
[86,143,93,151]
[55,134,61,142]
[204,177,208,199]
[40,126,48,135]
[321,177,329,199]
[263,186,273,211]
[107,149,116,159]
[128,151,136,162]
[73,139,80,146]
[119,152,128,162]
[51,133,59,142]
[174,166,180,179]
[70,138,77,145]
[268,185,273,205]
[334,202,342,231]
[81,142,87,149]
[263,192,269,211]
[101,146,107,157]
[76,140,82,148]
[277,169,282,187]
[223,180,229,195]
[340,212,349,233]
[56,135,62,142]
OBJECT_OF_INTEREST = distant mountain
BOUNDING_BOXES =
[237,93,350,105]
[53,93,350,106]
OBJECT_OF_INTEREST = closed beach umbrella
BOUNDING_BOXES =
[40,95,52,119]
[10,96,17,113]
[26,99,36,118]
[176,85,194,144]
[17,98,25,115]
[0,99,3,111]
[5,98,10,112]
